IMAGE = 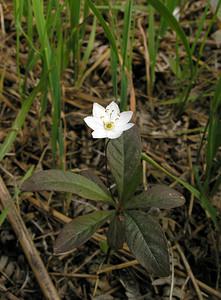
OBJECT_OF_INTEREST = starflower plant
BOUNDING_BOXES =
[21,102,185,277]
[84,101,134,139]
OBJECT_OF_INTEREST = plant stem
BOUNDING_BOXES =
[104,139,115,202]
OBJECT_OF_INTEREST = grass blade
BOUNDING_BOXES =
[147,0,193,76]
[0,82,43,161]
[86,0,118,59]
[141,153,217,224]
[32,0,63,164]
[0,207,8,227]
[68,0,81,80]
[120,0,133,111]
[205,76,221,186]
[147,4,156,88]
[76,16,97,88]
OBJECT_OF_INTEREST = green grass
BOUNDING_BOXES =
[120,0,134,111]
[0,207,9,227]
[0,0,199,162]
[203,75,221,200]
[32,0,63,165]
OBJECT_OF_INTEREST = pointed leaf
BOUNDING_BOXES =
[107,213,125,250]
[107,126,142,201]
[125,184,185,210]
[80,169,111,198]
[21,170,114,204]
[54,210,114,254]
[125,210,170,277]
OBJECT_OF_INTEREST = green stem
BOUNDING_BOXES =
[104,139,115,202]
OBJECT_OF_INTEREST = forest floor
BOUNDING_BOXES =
[0,0,221,299]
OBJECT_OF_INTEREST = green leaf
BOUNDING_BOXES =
[107,213,125,250]
[80,169,111,199]
[107,126,142,202]
[125,210,170,277]
[54,210,113,254]
[21,170,114,204]
[125,184,185,210]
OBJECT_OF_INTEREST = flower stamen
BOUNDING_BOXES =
[104,121,115,130]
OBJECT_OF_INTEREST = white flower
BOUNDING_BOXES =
[84,101,134,139]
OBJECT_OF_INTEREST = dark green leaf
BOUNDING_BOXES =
[107,126,142,202]
[54,210,113,254]
[125,210,170,277]
[125,164,142,202]
[107,213,125,250]
[125,184,185,210]
[21,170,114,204]
[80,169,111,198]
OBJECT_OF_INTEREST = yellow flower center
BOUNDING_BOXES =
[104,121,115,130]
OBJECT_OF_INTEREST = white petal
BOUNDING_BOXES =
[106,101,120,115]
[93,103,105,118]
[121,123,134,131]
[92,129,107,139]
[84,116,102,130]
[106,129,123,139]
[117,111,133,126]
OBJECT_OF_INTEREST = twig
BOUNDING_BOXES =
[169,244,175,300]
[73,249,100,273]
[0,283,21,300]
[175,269,221,299]
[175,243,204,300]
[0,3,5,36]
[0,177,60,300]
[180,276,190,300]
[96,260,138,275]
[49,272,98,280]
